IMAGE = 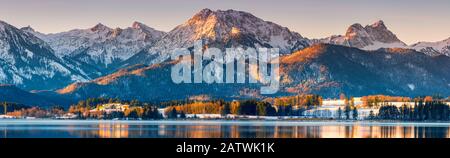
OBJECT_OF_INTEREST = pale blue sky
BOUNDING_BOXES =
[1,0,449,44]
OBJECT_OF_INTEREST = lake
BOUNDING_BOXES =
[0,120,449,138]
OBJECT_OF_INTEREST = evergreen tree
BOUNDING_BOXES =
[168,108,178,119]
[221,103,231,116]
[344,105,351,120]
[266,106,277,116]
[378,105,400,120]
[337,107,342,120]
[400,105,411,120]
[238,100,258,115]
[352,107,358,120]
[3,102,7,115]
[127,109,139,119]
[179,111,186,119]
[368,110,375,120]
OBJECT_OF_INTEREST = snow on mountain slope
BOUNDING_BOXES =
[124,8,310,66]
[363,41,408,50]
[24,22,166,76]
[410,37,450,56]
[0,20,89,90]
[316,20,407,50]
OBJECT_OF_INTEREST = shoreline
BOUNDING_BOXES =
[1,119,450,127]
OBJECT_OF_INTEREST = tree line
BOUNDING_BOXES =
[164,95,323,119]
[374,99,450,121]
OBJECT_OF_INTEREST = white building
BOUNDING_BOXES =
[302,105,378,120]
[322,97,363,106]
[55,113,78,119]
[303,105,343,119]
[304,98,377,120]
[0,115,14,119]
[89,103,130,113]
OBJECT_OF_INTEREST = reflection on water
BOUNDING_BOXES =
[0,120,449,138]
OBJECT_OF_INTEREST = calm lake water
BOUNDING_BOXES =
[0,120,449,138]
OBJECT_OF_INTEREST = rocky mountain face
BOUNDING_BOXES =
[410,37,450,57]
[122,9,310,66]
[57,44,450,100]
[315,20,406,50]
[0,20,89,90]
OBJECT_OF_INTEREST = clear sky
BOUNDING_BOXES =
[1,0,449,44]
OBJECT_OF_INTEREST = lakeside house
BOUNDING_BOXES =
[303,99,450,120]
[302,105,378,120]
[89,103,130,114]
[0,115,15,119]
[55,113,78,119]
[322,97,364,106]
[305,98,371,119]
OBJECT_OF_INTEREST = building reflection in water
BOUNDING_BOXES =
[171,124,449,138]
[59,122,450,138]
[96,123,130,138]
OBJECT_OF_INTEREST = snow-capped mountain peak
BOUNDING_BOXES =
[125,9,310,66]
[318,20,406,50]
[25,21,166,77]
[186,9,307,44]
[90,23,111,32]
[0,20,89,90]
[364,20,404,45]
[20,26,50,41]
[196,8,213,17]
[314,20,449,57]
[370,20,387,29]
[132,8,310,65]
[411,37,450,56]
[345,23,370,39]
[130,21,166,38]
[131,21,145,29]
[20,25,35,32]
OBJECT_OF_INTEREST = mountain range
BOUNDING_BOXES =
[0,8,449,106]
[57,44,450,102]
[0,20,89,90]
[24,21,166,78]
